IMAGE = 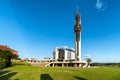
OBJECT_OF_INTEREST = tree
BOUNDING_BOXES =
[0,58,7,68]
[0,49,13,68]
[84,55,92,67]
[86,58,92,67]
[3,50,13,67]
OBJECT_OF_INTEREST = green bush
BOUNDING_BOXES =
[0,58,6,69]
[12,62,31,66]
[118,63,120,67]
[0,49,13,69]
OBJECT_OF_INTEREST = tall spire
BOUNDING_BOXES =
[75,6,80,24]
[74,7,82,61]
[74,7,81,33]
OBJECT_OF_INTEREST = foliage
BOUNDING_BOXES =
[1,65,120,80]
[0,58,6,69]
[0,49,13,69]
[118,63,120,67]
[91,63,120,67]
[85,57,92,67]
[12,62,31,66]
[86,58,92,63]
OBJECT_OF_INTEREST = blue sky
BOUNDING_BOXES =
[0,0,120,62]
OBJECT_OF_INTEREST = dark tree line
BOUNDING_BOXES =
[0,49,13,69]
[91,63,120,67]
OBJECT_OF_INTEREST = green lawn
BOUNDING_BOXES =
[0,64,120,80]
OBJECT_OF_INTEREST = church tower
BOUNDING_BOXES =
[74,9,82,61]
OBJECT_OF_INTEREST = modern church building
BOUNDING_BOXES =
[46,10,86,67]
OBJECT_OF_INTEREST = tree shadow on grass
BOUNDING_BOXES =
[40,74,53,80]
[74,76,87,80]
[0,70,11,75]
[0,71,17,80]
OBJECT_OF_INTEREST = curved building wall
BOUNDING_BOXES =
[53,47,76,61]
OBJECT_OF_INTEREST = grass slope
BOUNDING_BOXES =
[0,65,120,80]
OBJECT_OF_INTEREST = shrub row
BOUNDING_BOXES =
[12,61,31,66]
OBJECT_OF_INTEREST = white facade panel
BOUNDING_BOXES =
[55,49,58,60]
[64,50,67,60]
[71,51,75,60]
[67,51,71,60]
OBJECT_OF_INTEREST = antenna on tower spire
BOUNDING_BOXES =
[76,2,80,13]
[75,5,81,24]
[76,5,79,13]
[76,5,80,16]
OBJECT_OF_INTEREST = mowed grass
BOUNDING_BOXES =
[0,64,120,80]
